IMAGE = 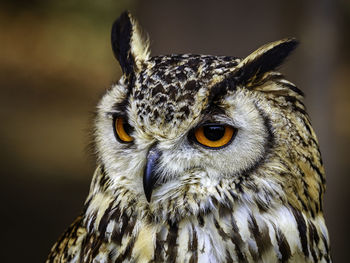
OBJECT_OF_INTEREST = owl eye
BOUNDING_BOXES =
[192,124,235,148]
[114,117,134,143]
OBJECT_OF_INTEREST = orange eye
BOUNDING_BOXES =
[114,117,134,143]
[193,124,235,148]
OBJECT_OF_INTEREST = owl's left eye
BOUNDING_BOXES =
[191,123,235,149]
[113,117,134,143]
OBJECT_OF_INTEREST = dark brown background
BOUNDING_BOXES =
[1,0,349,262]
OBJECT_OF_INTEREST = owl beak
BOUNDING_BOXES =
[143,147,161,202]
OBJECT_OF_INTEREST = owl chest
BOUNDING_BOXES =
[132,212,318,263]
[125,217,235,263]
[79,204,328,263]
[83,215,237,262]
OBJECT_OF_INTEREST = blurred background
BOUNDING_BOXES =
[0,0,349,262]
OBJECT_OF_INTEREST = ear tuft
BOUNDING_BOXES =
[234,38,298,84]
[111,11,150,76]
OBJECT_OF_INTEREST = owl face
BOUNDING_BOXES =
[94,12,323,221]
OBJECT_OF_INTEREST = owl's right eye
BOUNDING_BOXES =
[190,123,235,149]
[113,117,134,143]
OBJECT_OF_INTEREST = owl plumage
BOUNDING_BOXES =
[47,11,331,263]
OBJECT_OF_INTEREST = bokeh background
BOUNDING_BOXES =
[1,0,349,262]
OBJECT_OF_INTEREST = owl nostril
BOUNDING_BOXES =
[143,147,161,202]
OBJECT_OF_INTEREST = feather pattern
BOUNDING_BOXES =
[47,11,331,263]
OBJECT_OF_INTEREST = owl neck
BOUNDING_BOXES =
[81,167,330,262]
[83,163,324,225]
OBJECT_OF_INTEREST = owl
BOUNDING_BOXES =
[47,11,331,263]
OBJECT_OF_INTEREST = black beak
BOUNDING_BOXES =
[143,147,161,202]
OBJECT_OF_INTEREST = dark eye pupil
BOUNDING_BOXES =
[203,125,225,141]
[123,122,133,135]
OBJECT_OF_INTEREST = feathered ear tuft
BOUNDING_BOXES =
[111,11,150,76]
[234,38,298,84]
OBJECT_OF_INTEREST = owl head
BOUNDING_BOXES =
[93,12,324,222]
